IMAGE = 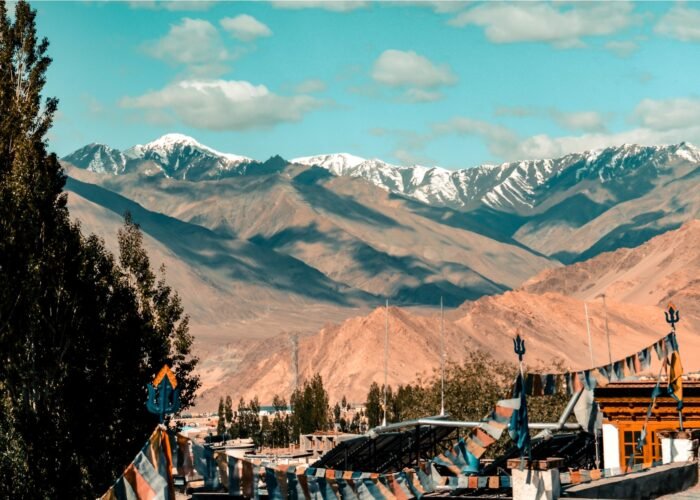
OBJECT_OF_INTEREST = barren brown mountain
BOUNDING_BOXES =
[198,221,700,409]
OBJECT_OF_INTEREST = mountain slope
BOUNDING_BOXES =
[65,163,555,306]
[197,221,700,408]
[65,136,700,267]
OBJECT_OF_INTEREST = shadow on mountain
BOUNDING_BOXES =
[292,166,334,185]
[230,155,288,177]
[292,178,404,229]
[523,194,612,231]
[553,211,680,264]
[66,176,372,305]
[545,155,658,205]
[249,222,503,305]
[249,223,331,249]
[394,280,506,307]
[386,192,550,257]
[665,165,700,185]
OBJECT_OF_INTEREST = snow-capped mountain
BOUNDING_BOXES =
[64,133,253,181]
[63,134,700,214]
[295,142,700,213]
[125,133,252,180]
[63,143,128,175]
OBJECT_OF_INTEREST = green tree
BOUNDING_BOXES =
[0,384,28,499]
[0,2,199,496]
[217,397,226,437]
[271,394,290,447]
[248,397,262,446]
[333,402,341,423]
[225,395,234,426]
[237,398,249,438]
[290,373,330,437]
[365,382,383,428]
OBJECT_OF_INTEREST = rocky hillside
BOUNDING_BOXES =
[196,221,700,408]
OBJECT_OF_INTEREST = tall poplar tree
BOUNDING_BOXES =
[0,2,200,497]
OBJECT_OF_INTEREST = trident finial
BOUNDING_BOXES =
[665,303,680,331]
[146,364,181,423]
[513,333,526,362]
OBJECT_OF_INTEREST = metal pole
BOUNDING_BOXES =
[584,302,601,468]
[383,299,388,427]
[440,296,445,416]
[602,294,613,365]
[584,302,595,367]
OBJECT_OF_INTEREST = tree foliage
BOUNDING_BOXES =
[290,373,331,436]
[364,351,570,455]
[0,2,199,496]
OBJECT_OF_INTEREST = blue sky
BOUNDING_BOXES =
[32,0,700,169]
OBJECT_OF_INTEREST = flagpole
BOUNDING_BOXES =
[584,302,601,469]
[440,296,445,416]
[602,293,613,365]
[383,299,388,427]
[666,305,683,431]
[584,302,595,367]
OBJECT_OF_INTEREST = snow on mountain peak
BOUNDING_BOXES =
[291,153,367,174]
[134,133,251,164]
[64,135,700,211]
[62,143,126,175]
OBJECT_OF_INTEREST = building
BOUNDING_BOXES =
[595,379,700,469]
[300,431,359,459]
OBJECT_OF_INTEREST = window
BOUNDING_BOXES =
[618,424,665,469]
[622,430,643,469]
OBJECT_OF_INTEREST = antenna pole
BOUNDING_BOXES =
[602,294,612,365]
[383,299,388,427]
[584,302,595,367]
[584,302,601,469]
[291,334,299,392]
[440,296,445,416]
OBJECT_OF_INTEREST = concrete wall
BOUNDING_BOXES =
[512,468,560,500]
[564,461,698,499]
[602,423,620,470]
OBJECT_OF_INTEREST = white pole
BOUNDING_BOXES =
[602,294,612,365]
[584,302,601,469]
[383,299,388,427]
[584,302,595,367]
[440,296,445,416]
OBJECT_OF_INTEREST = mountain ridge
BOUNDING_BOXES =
[63,134,700,215]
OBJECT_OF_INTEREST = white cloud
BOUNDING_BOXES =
[605,40,639,58]
[633,97,700,131]
[398,1,470,14]
[372,49,457,88]
[120,79,325,130]
[407,97,700,163]
[551,110,607,133]
[128,1,214,11]
[512,127,700,161]
[144,18,229,76]
[431,117,520,159]
[490,98,700,160]
[449,2,638,48]
[220,14,272,42]
[655,5,700,41]
[270,1,368,12]
[495,106,537,118]
[295,79,327,93]
[496,106,609,133]
[402,88,443,103]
